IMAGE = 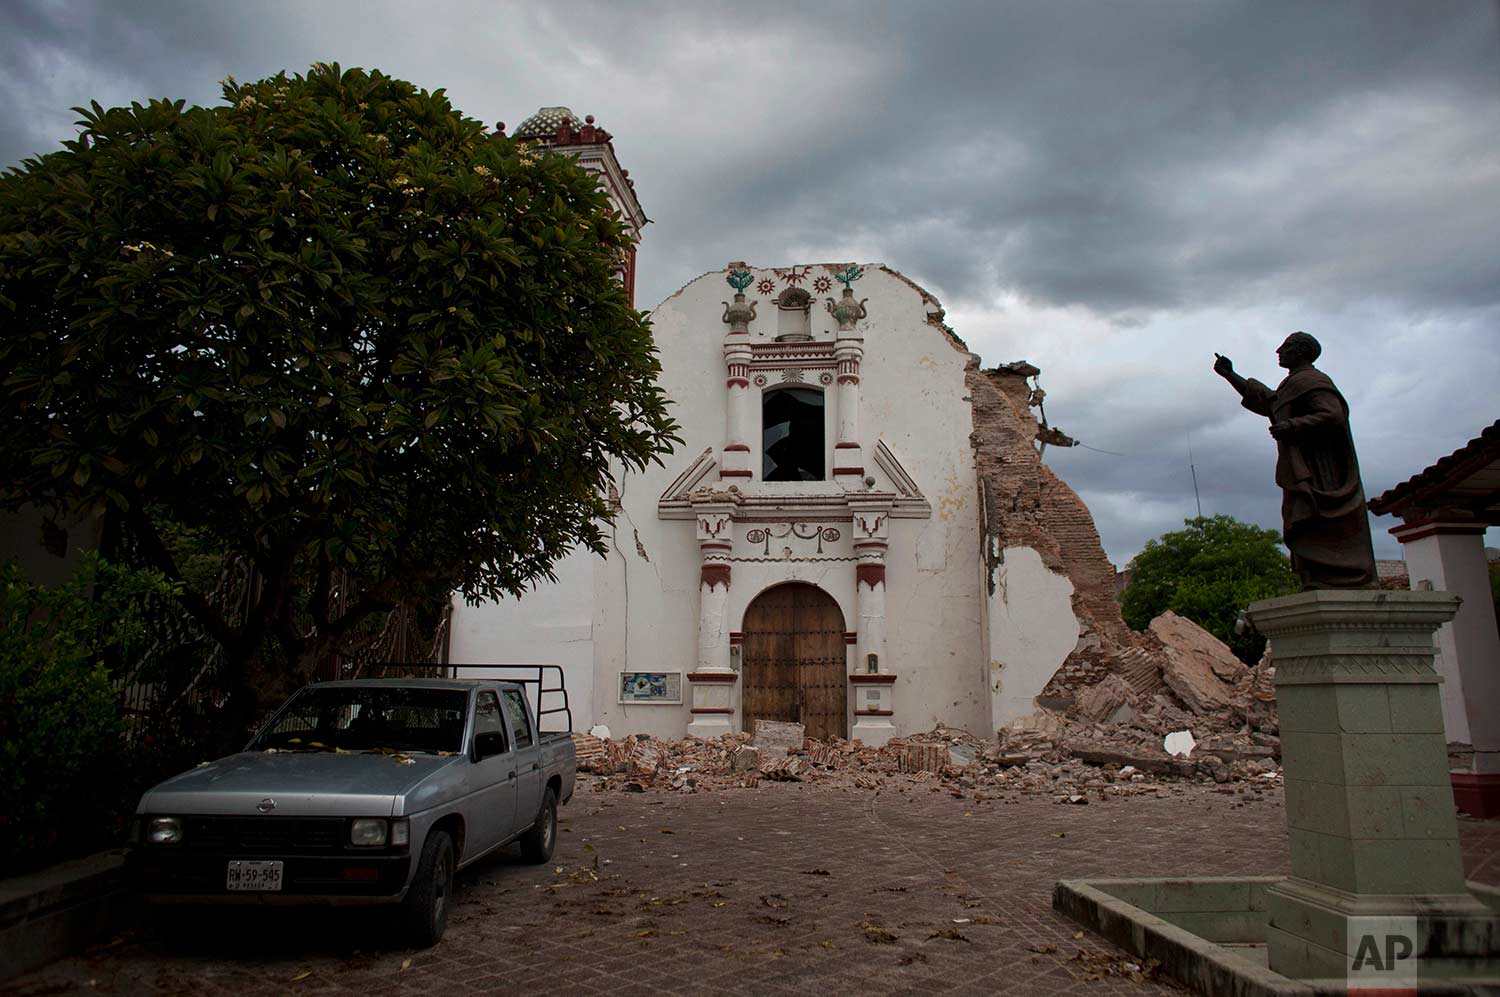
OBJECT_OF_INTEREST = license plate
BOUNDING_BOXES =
[226,860,283,892]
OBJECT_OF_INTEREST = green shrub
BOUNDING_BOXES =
[0,554,178,872]
[1121,515,1300,664]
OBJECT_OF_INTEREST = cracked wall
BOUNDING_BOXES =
[963,350,1155,723]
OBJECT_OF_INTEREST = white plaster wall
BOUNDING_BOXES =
[448,547,598,731]
[986,545,1081,728]
[589,487,703,739]
[602,264,990,738]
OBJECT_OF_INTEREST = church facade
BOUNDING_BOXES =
[449,109,1135,742]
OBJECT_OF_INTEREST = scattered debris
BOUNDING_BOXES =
[751,720,805,759]
[928,928,970,942]
[1163,730,1197,758]
[730,745,760,772]
[570,619,1283,800]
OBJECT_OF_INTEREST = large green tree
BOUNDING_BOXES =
[0,64,678,729]
[1120,515,1299,663]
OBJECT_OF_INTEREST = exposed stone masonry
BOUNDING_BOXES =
[961,347,1158,706]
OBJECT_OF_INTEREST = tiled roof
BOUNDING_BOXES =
[1368,419,1500,517]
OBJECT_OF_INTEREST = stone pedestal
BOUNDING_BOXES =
[850,673,896,746]
[686,671,738,739]
[1246,589,1499,983]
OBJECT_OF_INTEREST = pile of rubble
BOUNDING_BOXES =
[572,611,1281,803]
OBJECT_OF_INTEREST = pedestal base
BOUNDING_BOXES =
[1266,877,1498,983]
[687,713,734,739]
[685,671,737,740]
[1244,589,1486,983]
[851,716,895,747]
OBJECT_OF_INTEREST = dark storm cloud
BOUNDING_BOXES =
[3,0,1497,564]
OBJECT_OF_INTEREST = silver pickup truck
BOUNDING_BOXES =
[128,676,576,945]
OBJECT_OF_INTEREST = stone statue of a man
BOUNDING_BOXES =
[1213,332,1377,590]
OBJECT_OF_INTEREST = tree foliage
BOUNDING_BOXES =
[0,64,678,724]
[0,555,178,869]
[1120,515,1299,663]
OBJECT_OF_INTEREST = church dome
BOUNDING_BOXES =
[511,106,584,140]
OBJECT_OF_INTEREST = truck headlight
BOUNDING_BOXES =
[350,818,388,847]
[147,817,183,845]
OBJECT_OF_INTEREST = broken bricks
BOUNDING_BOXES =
[577,719,1279,802]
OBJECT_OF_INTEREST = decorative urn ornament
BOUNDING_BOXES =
[722,268,758,332]
[825,264,868,331]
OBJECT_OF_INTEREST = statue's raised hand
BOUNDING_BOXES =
[1213,353,1234,378]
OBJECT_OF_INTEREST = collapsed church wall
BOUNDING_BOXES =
[963,359,1164,714]
[882,273,1158,729]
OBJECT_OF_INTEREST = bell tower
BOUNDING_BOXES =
[504,107,647,305]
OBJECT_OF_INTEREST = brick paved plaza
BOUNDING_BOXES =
[7,782,1500,996]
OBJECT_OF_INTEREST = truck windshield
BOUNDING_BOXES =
[251,687,468,754]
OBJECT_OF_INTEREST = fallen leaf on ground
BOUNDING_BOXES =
[1028,944,1057,954]
[291,970,312,981]
[801,868,831,876]
[400,958,411,972]
[928,929,969,942]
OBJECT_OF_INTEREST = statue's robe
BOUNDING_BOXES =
[1241,366,1376,589]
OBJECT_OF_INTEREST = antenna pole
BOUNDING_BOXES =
[1188,437,1203,518]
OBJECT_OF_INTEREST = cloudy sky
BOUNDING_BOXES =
[4,1,1497,566]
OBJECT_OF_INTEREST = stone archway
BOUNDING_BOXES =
[741,582,847,739]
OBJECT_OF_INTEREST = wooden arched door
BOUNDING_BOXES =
[741,583,847,740]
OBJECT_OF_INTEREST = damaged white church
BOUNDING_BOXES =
[449,109,1154,743]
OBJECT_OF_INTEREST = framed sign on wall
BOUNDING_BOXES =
[618,671,683,705]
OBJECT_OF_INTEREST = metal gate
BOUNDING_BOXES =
[741,583,847,739]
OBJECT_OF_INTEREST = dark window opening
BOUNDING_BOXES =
[763,387,825,481]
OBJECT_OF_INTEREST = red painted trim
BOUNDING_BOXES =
[1390,519,1487,542]
[856,563,886,589]
[687,672,738,683]
[837,374,860,385]
[724,443,751,452]
[832,467,865,476]
[1451,772,1500,818]
[690,707,735,715]
[848,673,897,685]
[854,709,894,717]
[729,631,744,644]
[719,469,753,478]
[700,541,732,551]
[834,442,861,450]
[727,378,749,388]
[853,540,888,549]
[843,632,857,644]
[701,563,731,590]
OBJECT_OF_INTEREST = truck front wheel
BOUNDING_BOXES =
[518,787,557,864]
[401,828,454,946]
